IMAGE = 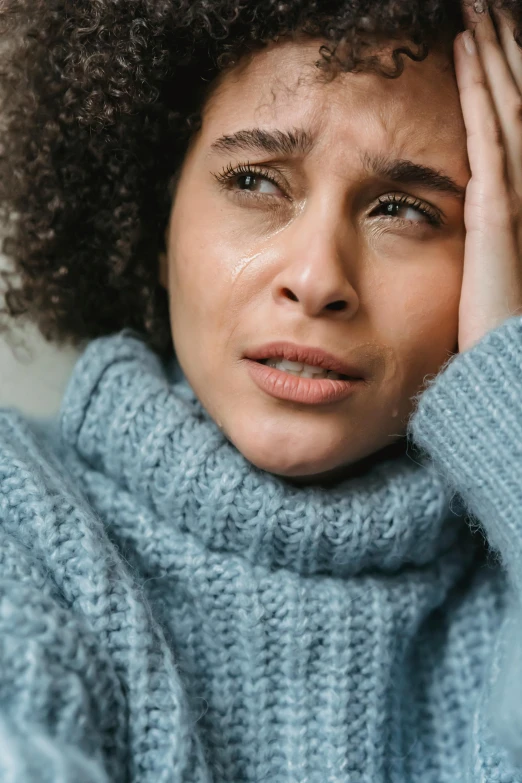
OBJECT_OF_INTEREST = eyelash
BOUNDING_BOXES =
[212,162,444,228]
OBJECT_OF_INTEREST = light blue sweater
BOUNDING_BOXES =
[1,317,522,782]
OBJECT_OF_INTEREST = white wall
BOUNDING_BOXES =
[0,251,81,418]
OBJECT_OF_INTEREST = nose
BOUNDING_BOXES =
[271,216,360,319]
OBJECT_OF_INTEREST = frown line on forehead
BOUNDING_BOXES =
[207,127,465,200]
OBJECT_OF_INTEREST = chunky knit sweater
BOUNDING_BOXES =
[2,316,522,782]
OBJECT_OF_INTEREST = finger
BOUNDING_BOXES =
[455,30,522,347]
[460,2,522,198]
[463,2,521,102]
[490,4,522,94]
[454,31,512,229]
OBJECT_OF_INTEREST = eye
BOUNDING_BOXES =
[212,165,444,228]
[372,194,443,228]
[212,162,287,198]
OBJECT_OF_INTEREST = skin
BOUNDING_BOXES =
[453,3,522,355]
[158,33,471,484]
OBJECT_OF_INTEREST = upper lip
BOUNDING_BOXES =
[245,341,366,379]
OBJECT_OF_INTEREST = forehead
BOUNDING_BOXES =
[202,37,466,166]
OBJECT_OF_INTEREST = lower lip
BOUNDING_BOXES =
[245,359,365,405]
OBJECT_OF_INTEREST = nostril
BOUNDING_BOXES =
[327,300,347,311]
[282,287,299,301]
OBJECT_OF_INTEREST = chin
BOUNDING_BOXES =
[226,424,356,480]
[219,409,407,483]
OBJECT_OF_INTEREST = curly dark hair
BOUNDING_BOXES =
[0,0,520,361]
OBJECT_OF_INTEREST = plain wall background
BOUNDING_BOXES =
[0,250,81,418]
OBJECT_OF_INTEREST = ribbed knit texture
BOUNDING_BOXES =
[1,316,522,781]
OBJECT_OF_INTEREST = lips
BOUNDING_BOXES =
[245,359,363,405]
[245,341,366,380]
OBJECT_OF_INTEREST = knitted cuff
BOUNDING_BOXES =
[407,315,522,586]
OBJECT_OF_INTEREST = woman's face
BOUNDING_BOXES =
[160,35,469,482]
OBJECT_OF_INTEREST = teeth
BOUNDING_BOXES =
[277,359,303,371]
[264,357,342,380]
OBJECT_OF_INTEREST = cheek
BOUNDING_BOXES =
[167,216,246,367]
[364,246,462,383]
[387,237,461,321]
[384,264,462,377]
[403,284,458,340]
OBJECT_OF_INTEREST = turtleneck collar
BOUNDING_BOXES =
[58,328,473,577]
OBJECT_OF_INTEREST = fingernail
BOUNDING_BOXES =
[462,29,476,54]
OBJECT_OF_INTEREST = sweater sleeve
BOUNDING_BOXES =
[0,554,116,782]
[0,706,109,783]
[0,406,213,783]
[0,415,124,782]
[407,313,522,770]
[407,314,522,594]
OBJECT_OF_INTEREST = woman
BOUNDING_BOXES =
[0,0,521,780]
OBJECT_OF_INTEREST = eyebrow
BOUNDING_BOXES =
[208,127,466,200]
[208,127,315,158]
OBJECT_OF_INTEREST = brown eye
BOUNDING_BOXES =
[236,172,281,195]
[373,194,442,227]
[213,162,287,199]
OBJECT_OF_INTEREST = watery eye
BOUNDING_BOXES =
[213,162,290,203]
[381,202,424,222]
[374,195,442,227]
[237,174,280,194]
